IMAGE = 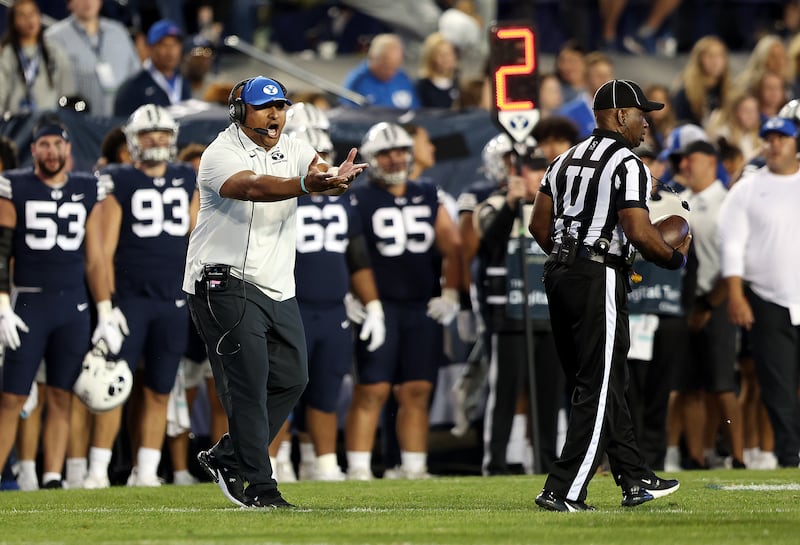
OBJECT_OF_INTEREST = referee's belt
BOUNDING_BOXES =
[551,243,629,269]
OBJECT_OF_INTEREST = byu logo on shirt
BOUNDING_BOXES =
[271,150,286,162]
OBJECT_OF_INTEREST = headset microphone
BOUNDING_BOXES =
[243,126,271,136]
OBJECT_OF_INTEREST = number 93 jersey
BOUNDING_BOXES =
[295,194,358,305]
[99,163,197,299]
[349,179,441,303]
[0,168,103,290]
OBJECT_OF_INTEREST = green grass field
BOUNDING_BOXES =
[1,469,799,545]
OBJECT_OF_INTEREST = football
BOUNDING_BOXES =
[654,214,690,248]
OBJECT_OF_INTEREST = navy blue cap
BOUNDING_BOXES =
[33,122,70,142]
[241,77,292,107]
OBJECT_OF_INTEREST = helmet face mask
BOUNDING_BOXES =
[124,104,179,163]
[360,122,414,185]
[73,345,132,413]
[285,102,331,132]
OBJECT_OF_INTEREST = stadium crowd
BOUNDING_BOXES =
[1,0,800,496]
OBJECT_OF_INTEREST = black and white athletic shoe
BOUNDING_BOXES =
[621,474,679,507]
[535,489,596,512]
[243,493,295,509]
[197,450,247,507]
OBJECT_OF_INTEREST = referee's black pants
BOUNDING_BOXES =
[543,258,648,502]
[188,277,308,497]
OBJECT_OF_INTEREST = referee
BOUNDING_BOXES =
[529,80,690,512]
[183,76,365,508]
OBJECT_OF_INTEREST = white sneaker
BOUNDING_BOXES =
[274,460,297,483]
[172,471,199,486]
[82,473,110,489]
[315,467,346,481]
[346,467,373,481]
[298,461,316,481]
[128,473,162,487]
[751,451,779,470]
[383,466,432,480]
[16,472,39,491]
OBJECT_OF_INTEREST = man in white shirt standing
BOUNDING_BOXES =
[184,76,365,508]
[719,116,800,469]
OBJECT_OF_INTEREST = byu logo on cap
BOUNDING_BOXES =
[263,84,279,96]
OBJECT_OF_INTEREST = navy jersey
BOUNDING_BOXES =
[0,168,102,290]
[100,163,196,299]
[349,180,441,303]
[295,194,358,305]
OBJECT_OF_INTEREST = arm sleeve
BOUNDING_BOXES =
[717,183,749,278]
[617,157,650,210]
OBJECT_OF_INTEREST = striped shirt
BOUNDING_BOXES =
[539,128,652,258]
[45,16,140,117]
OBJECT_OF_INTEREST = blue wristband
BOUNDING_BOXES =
[300,176,309,194]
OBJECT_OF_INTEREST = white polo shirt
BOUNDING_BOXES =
[681,180,726,295]
[183,124,318,300]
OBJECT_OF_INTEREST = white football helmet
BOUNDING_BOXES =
[360,122,414,185]
[285,102,331,131]
[124,104,179,163]
[287,126,335,162]
[73,343,132,413]
[481,133,515,184]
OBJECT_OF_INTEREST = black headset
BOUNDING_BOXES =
[228,77,289,126]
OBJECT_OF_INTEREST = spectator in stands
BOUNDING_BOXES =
[643,83,676,151]
[181,35,215,99]
[537,73,564,119]
[416,32,459,109]
[671,36,732,127]
[114,20,192,117]
[403,124,436,180]
[553,40,586,104]
[94,126,131,171]
[45,0,140,117]
[707,92,763,163]
[735,34,789,100]
[557,51,614,139]
[530,116,580,163]
[787,32,800,98]
[341,33,419,109]
[0,0,75,115]
[754,71,788,123]
[619,0,682,56]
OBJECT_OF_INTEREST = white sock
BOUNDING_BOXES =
[277,440,292,463]
[506,414,527,464]
[65,458,87,484]
[173,469,192,481]
[299,442,316,464]
[136,447,161,480]
[19,460,37,481]
[42,471,61,484]
[269,456,277,479]
[346,451,371,471]
[316,452,339,472]
[400,451,427,473]
[88,447,112,477]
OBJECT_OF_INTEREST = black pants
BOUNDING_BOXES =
[188,277,308,496]
[483,329,565,474]
[747,287,800,467]
[543,258,648,502]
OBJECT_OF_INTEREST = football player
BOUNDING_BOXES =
[344,122,462,480]
[0,119,125,489]
[82,105,199,488]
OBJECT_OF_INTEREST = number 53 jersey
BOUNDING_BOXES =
[0,168,103,290]
[99,163,197,299]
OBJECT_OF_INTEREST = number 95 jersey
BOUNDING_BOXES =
[349,179,441,303]
[99,163,197,299]
[0,168,103,290]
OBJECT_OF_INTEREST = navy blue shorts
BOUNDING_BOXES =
[354,301,441,385]
[118,296,188,394]
[296,303,353,413]
[2,287,90,395]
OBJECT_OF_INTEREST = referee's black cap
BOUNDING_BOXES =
[593,80,664,112]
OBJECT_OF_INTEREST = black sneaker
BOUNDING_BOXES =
[42,479,63,489]
[535,489,596,512]
[621,474,679,507]
[244,494,296,509]
[197,450,246,507]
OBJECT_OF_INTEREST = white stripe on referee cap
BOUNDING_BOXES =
[618,80,642,108]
